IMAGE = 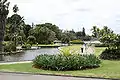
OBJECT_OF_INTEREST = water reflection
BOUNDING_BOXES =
[1,48,59,62]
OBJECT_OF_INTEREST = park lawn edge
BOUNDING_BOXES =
[0,60,120,79]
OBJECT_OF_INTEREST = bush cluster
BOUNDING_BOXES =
[100,48,120,60]
[33,54,101,71]
[95,43,108,47]
[22,44,31,49]
[3,41,16,52]
[70,40,84,44]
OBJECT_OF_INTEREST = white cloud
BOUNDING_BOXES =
[8,0,120,34]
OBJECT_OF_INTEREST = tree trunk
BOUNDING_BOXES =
[0,42,3,61]
[0,14,6,60]
[0,0,9,61]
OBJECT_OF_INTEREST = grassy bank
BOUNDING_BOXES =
[0,45,120,79]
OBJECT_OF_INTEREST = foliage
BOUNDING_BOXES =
[16,36,23,45]
[22,43,31,49]
[100,48,120,60]
[91,26,98,38]
[5,5,25,51]
[27,36,36,46]
[33,54,101,71]
[113,34,120,49]
[95,43,108,47]
[13,4,19,13]
[99,30,116,48]
[91,26,120,60]
[61,30,76,43]
[70,39,84,44]
[6,13,25,43]
[67,30,77,40]
[59,48,77,56]
[61,33,70,44]
[0,0,10,53]
[7,14,23,25]
[33,25,56,44]
[23,24,32,38]
[4,34,10,41]
[91,26,120,48]
[35,23,62,40]
[3,41,16,52]
[82,35,91,41]
[76,31,83,39]
[75,28,89,41]
[82,27,86,37]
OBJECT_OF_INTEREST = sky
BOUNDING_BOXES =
[8,0,120,34]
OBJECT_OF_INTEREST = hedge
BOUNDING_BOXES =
[70,40,84,44]
[100,48,120,60]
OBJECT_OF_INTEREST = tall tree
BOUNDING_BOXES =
[7,5,24,47]
[67,30,76,40]
[99,26,115,48]
[0,0,10,59]
[34,25,56,44]
[91,26,97,38]
[23,24,32,38]
[82,27,86,37]
[27,36,36,46]
[76,31,83,39]
[61,33,70,44]
[37,23,62,40]
[13,4,19,13]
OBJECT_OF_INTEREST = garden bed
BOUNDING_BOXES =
[33,54,101,71]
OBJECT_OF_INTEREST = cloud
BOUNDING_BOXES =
[8,0,120,34]
[75,8,91,12]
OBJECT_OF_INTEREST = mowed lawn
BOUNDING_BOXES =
[0,45,120,79]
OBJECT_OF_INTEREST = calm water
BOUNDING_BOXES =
[1,48,59,62]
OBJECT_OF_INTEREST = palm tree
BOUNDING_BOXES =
[91,26,97,38]
[0,0,9,60]
[12,5,24,49]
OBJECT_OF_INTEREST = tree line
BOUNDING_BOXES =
[4,4,120,47]
[4,5,92,45]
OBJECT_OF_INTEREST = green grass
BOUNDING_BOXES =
[0,45,120,79]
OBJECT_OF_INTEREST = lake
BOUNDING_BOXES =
[1,48,59,62]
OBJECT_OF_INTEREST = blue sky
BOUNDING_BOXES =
[8,0,120,34]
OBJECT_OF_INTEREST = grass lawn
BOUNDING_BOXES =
[0,45,120,79]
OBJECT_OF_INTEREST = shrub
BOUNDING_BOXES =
[100,48,120,60]
[22,44,31,49]
[3,41,16,52]
[27,36,36,46]
[95,43,108,47]
[70,40,84,44]
[33,54,101,71]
